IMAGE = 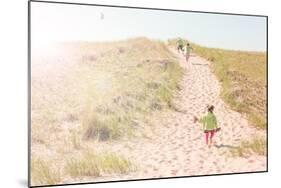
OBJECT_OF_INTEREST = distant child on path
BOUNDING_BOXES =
[177,38,184,54]
[194,105,220,147]
[185,42,193,62]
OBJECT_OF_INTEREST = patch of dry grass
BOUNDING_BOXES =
[70,130,82,150]
[31,158,61,186]
[76,38,183,141]
[65,150,135,177]
[31,150,134,186]
[231,137,266,157]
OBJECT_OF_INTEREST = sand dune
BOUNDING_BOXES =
[73,48,266,183]
[31,40,266,185]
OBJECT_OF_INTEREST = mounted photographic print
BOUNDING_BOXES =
[28,0,268,187]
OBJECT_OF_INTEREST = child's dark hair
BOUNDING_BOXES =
[207,105,214,113]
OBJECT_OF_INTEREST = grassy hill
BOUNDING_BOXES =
[31,38,183,185]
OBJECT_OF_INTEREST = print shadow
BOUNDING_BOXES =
[17,179,28,187]
[192,63,208,66]
[214,144,239,149]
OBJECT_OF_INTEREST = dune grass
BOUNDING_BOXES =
[65,150,135,177]
[31,158,61,186]
[231,137,266,157]
[77,38,183,141]
[70,130,82,150]
[31,38,183,185]
[32,38,183,143]
[31,151,134,186]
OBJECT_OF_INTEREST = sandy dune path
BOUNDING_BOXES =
[79,49,266,183]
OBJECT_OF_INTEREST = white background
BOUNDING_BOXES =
[0,0,279,187]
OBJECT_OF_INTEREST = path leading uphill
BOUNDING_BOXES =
[80,48,266,183]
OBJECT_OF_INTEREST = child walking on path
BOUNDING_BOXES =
[177,38,184,54]
[194,105,220,147]
[185,42,193,62]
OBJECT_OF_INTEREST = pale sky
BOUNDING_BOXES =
[31,1,267,51]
